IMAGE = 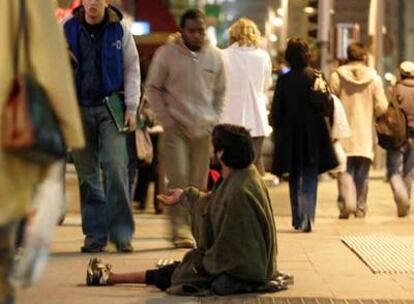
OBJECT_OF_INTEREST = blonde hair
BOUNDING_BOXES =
[228,18,261,48]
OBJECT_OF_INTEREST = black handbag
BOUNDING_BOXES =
[309,71,334,117]
[1,0,65,164]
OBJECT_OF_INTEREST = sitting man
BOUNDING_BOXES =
[85,124,291,296]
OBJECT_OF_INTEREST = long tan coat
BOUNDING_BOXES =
[0,0,84,226]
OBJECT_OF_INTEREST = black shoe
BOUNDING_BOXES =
[301,220,312,233]
[81,244,105,253]
[116,242,134,253]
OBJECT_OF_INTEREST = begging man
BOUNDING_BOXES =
[85,124,292,296]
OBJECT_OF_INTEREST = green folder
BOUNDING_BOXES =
[104,94,128,132]
[104,93,144,132]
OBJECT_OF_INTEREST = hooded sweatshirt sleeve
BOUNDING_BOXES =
[145,46,175,127]
[330,72,341,96]
[213,52,226,121]
[372,75,389,118]
[121,21,141,113]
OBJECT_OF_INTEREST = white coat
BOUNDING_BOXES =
[221,44,272,137]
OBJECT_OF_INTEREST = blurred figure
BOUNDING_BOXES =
[63,0,141,253]
[271,38,338,232]
[221,18,272,176]
[0,0,84,302]
[330,43,388,218]
[146,9,226,248]
[85,124,290,295]
[385,61,414,217]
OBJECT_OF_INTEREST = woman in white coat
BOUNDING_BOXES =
[222,18,273,176]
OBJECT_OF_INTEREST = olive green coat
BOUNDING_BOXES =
[168,166,278,295]
[0,0,84,226]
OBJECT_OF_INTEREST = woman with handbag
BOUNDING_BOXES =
[270,38,338,232]
[0,0,84,301]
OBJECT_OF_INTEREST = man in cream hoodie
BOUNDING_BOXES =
[146,9,226,248]
[330,43,388,218]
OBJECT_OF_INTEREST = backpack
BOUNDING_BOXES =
[375,88,408,150]
[309,70,334,117]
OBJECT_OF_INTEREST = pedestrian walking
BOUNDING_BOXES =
[0,0,84,302]
[385,61,414,217]
[63,0,141,253]
[221,18,273,176]
[330,43,388,218]
[271,38,338,232]
[146,9,226,248]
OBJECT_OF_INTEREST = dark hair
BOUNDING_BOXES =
[285,38,310,68]
[347,42,367,62]
[212,124,255,170]
[179,9,206,28]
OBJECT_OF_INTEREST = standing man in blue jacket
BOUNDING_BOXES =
[64,0,140,253]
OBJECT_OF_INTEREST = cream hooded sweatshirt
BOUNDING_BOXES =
[145,33,226,138]
[330,62,388,160]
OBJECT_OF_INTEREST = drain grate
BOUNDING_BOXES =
[201,298,414,304]
[342,235,414,274]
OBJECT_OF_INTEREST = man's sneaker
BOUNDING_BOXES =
[116,242,134,253]
[276,272,294,285]
[81,244,105,253]
[86,257,112,286]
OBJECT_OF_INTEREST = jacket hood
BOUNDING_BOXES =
[167,32,209,57]
[72,5,122,23]
[336,62,377,85]
[399,78,414,88]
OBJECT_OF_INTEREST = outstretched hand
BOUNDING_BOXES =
[157,188,184,206]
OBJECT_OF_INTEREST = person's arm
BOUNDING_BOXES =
[329,72,340,96]
[373,75,389,118]
[121,21,140,131]
[28,0,84,150]
[270,76,284,129]
[145,47,175,127]
[212,53,226,122]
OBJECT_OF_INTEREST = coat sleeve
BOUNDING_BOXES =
[212,52,226,122]
[28,0,84,150]
[180,186,211,216]
[270,77,283,129]
[263,52,273,91]
[201,191,269,281]
[145,47,175,127]
[121,21,141,113]
[373,75,389,118]
[330,72,341,96]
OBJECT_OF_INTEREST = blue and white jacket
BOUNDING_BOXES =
[63,5,140,112]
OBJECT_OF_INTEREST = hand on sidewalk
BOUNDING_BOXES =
[157,188,183,206]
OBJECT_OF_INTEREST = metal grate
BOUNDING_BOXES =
[342,235,414,274]
[201,298,414,304]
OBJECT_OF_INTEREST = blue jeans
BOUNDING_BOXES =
[289,167,318,228]
[386,142,414,198]
[346,157,371,214]
[72,105,134,247]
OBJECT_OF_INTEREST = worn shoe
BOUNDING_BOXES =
[355,210,366,218]
[276,272,294,285]
[86,257,112,286]
[156,258,181,268]
[116,242,134,253]
[81,244,105,253]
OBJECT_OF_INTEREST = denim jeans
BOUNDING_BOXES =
[288,166,318,228]
[0,224,15,304]
[346,157,371,214]
[72,105,134,247]
[386,143,414,198]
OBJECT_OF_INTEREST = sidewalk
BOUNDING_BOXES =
[16,175,414,303]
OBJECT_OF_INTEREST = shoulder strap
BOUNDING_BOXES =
[13,0,30,77]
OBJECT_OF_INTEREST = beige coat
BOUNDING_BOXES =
[0,0,84,226]
[330,62,388,160]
